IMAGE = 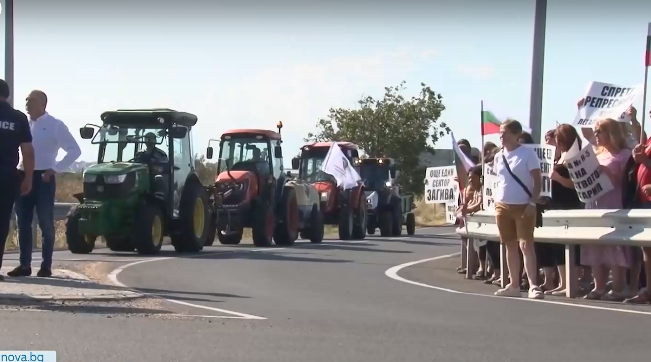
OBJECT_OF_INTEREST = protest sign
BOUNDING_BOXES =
[525,144,556,198]
[564,143,613,203]
[424,166,457,204]
[573,81,642,127]
[482,163,499,210]
[445,203,457,224]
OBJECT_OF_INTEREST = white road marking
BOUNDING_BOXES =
[107,253,267,320]
[385,253,651,316]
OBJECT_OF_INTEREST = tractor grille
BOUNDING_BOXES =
[84,173,137,200]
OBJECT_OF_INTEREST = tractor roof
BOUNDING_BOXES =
[100,109,198,127]
[222,129,281,141]
[303,141,359,150]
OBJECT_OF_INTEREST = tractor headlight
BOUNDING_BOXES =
[104,174,127,184]
[320,192,329,201]
[83,173,97,183]
[385,181,392,187]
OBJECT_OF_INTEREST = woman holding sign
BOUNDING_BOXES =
[581,118,632,301]
[492,120,544,299]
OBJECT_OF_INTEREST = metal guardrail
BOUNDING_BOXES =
[6,203,77,249]
[455,209,651,298]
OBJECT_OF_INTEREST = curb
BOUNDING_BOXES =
[0,292,146,302]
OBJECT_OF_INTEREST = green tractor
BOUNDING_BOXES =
[359,157,416,237]
[65,109,212,254]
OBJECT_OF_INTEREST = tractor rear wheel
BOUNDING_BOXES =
[351,194,367,240]
[172,182,210,253]
[134,203,165,255]
[252,201,274,247]
[406,213,416,235]
[274,188,299,246]
[65,207,96,254]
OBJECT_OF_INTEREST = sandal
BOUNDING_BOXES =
[601,290,625,302]
[473,271,486,280]
[583,290,604,300]
[623,290,650,304]
[484,275,499,284]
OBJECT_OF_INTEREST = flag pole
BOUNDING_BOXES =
[640,22,651,143]
[480,101,485,210]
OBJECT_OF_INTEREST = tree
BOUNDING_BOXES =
[305,81,449,195]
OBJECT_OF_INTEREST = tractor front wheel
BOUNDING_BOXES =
[172,183,210,253]
[274,188,299,246]
[65,207,96,254]
[252,201,274,247]
[134,203,165,255]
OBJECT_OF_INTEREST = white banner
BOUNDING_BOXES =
[525,144,555,198]
[573,81,643,127]
[564,142,613,203]
[424,166,457,204]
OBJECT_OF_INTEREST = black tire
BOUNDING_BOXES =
[217,228,243,245]
[274,188,299,246]
[172,182,210,253]
[367,226,376,235]
[351,194,367,240]
[406,212,416,235]
[252,201,274,247]
[308,206,324,243]
[299,231,309,239]
[391,200,403,237]
[134,203,165,255]
[204,212,217,246]
[65,207,96,254]
[338,195,353,241]
[379,211,392,237]
[105,236,135,252]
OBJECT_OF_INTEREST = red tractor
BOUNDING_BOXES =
[291,142,367,240]
[205,122,324,247]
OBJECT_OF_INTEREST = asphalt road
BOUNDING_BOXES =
[0,227,649,362]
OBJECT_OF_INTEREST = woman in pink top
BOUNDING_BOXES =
[581,118,632,301]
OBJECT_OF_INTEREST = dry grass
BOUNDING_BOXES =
[413,198,447,227]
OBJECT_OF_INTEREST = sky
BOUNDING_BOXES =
[1,0,650,165]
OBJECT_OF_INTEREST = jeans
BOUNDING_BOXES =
[15,171,56,270]
[0,171,20,269]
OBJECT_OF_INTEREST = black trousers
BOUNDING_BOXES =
[0,171,20,269]
[486,240,500,269]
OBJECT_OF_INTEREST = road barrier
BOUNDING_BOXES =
[455,209,651,298]
[6,203,77,249]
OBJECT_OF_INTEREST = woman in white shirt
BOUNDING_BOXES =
[492,119,544,299]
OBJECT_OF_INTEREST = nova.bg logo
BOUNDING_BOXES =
[0,351,56,362]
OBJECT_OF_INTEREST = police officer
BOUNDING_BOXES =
[0,79,34,280]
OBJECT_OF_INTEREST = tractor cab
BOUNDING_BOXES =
[358,158,398,192]
[206,123,285,206]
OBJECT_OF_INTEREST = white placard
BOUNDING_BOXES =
[573,81,642,127]
[564,142,614,203]
[525,144,556,198]
[445,203,457,224]
[424,166,457,204]
[482,163,498,210]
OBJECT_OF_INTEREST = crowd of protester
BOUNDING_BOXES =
[454,104,651,304]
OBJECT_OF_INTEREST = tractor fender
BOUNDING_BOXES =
[351,185,364,209]
[178,173,203,207]
[285,179,320,210]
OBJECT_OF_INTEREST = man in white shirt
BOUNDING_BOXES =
[9,90,81,278]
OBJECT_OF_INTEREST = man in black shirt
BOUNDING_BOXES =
[0,79,35,280]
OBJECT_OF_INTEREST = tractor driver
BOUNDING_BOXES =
[134,132,168,165]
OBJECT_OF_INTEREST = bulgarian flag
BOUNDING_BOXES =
[481,111,502,135]
[646,23,651,67]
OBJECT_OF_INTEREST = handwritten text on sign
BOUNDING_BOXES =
[525,144,555,198]
[564,144,613,203]
[482,164,499,210]
[424,166,457,204]
[573,81,642,127]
